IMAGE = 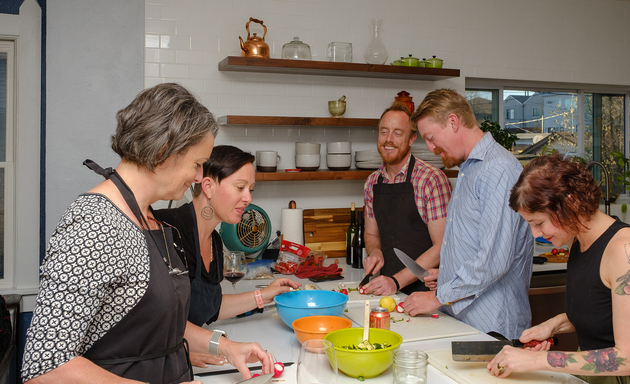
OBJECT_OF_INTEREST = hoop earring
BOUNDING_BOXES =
[201,205,215,220]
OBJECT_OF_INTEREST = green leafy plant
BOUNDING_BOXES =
[480,118,518,151]
[611,151,630,192]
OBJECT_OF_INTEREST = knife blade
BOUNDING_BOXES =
[393,248,430,282]
[196,362,294,377]
[237,373,274,384]
[451,337,558,362]
[358,272,372,288]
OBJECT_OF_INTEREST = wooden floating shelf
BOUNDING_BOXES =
[218,56,460,81]
[218,115,379,127]
[255,168,458,182]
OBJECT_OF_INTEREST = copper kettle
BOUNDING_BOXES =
[239,17,270,58]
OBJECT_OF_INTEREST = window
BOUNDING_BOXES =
[533,107,541,118]
[506,109,515,120]
[466,89,499,125]
[584,93,626,197]
[0,40,14,282]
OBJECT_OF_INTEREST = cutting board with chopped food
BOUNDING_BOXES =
[313,280,403,304]
[343,304,479,342]
[427,349,586,384]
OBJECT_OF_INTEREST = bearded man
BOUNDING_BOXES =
[361,101,452,296]
[404,88,533,340]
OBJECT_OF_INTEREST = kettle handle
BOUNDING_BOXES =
[246,17,267,40]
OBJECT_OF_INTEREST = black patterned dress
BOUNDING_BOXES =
[21,193,190,382]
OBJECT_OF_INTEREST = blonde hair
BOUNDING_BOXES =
[411,88,477,129]
[378,101,416,135]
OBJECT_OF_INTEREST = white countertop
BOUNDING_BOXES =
[193,259,572,384]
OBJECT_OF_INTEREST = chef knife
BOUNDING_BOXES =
[196,362,294,377]
[358,272,372,288]
[451,337,558,362]
[236,373,274,384]
[393,248,430,282]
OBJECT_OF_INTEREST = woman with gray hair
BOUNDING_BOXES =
[21,83,273,384]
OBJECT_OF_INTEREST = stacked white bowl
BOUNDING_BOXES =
[326,142,352,170]
[295,142,321,171]
[411,141,444,169]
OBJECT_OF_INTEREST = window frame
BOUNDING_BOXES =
[0,39,15,288]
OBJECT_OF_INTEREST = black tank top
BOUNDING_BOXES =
[566,219,630,351]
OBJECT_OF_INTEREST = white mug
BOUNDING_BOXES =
[256,150,281,172]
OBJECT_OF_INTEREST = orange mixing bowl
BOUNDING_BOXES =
[292,315,352,344]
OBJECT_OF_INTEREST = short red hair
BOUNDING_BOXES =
[509,154,601,235]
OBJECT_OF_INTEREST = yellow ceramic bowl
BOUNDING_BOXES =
[292,315,353,344]
[328,100,346,117]
[324,327,403,378]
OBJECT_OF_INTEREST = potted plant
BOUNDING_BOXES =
[480,118,518,151]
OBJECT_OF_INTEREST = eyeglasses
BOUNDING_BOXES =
[148,217,189,275]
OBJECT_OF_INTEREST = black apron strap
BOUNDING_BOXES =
[83,159,114,179]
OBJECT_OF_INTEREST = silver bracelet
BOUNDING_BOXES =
[208,329,228,355]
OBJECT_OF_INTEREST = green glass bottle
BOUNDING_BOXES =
[346,203,357,265]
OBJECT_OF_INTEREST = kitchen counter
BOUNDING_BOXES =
[194,259,581,384]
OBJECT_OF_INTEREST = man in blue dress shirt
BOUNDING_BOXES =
[404,88,533,340]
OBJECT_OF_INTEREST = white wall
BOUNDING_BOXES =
[144,0,630,231]
[46,0,145,237]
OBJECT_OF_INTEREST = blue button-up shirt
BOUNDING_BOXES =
[437,133,533,339]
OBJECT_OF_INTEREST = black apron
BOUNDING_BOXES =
[187,203,223,326]
[373,155,432,294]
[82,160,193,384]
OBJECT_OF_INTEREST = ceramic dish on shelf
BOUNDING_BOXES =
[355,161,382,170]
[285,169,301,173]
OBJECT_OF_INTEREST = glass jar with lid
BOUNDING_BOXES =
[281,36,311,60]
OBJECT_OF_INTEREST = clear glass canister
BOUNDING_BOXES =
[281,36,311,60]
[327,42,352,62]
[393,349,428,384]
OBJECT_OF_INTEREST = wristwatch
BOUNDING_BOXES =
[208,329,228,355]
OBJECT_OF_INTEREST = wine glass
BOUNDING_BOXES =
[297,339,338,384]
[223,251,247,291]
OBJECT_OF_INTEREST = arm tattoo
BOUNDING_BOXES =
[614,243,630,295]
[547,351,577,368]
[580,348,626,374]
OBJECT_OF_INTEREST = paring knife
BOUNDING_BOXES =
[393,248,430,282]
[451,337,558,362]
[236,373,274,384]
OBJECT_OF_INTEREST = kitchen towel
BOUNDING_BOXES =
[281,208,304,245]
[295,263,343,279]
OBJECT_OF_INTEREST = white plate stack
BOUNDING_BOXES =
[411,142,444,169]
[326,142,352,171]
[354,149,382,169]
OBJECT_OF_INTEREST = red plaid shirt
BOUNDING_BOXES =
[364,155,452,223]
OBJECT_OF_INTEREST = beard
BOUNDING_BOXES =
[434,147,463,168]
[378,142,411,165]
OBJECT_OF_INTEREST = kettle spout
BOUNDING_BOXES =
[239,36,247,53]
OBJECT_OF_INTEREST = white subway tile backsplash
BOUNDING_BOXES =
[176,50,204,64]
[161,35,192,49]
[161,6,191,21]
[146,34,161,48]
[146,19,177,35]
[161,63,191,78]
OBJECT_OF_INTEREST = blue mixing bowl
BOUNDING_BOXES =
[274,290,349,328]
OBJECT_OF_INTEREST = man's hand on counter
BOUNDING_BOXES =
[362,250,384,277]
[362,275,397,296]
[403,290,442,316]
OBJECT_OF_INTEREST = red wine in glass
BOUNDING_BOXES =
[224,271,245,284]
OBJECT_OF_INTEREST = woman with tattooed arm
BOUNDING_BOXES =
[489,154,630,384]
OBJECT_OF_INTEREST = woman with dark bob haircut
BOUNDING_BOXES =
[22,84,273,384]
[488,154,630,383]
[154,145,300,366]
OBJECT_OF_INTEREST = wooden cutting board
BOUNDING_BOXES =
[303,207,363,258]
[343,304,479,343]
[313,280,403,304]
[428,349,586,384]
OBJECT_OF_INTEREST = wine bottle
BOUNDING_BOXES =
[346,203,357,265]
[352,209,365,269]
